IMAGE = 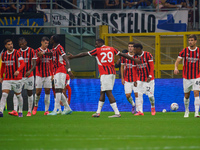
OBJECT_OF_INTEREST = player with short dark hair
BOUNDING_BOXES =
[32,36,53,116]
[0,39,25,117]
[133,43,156,116]
[174,34,200,118]
[121,42,138,114]
[8,37,37,117]
[38,35,73,115]
[68,39,141,118]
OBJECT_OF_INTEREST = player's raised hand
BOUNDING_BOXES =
[133,58,142,64]
[0,78,3,83]
[174,69,179,75]
[14,71,19,76]
[25,70,31,77]
[67,52,74,59]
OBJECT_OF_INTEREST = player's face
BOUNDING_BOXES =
[134,47,141,55]
[95,41,102,48]
[188,38,197,47]
[5,41,13,52]
[128,44,134,53]
[41,40,49,49]
[19,39,27,50]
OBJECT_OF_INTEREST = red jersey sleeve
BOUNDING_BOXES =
[88,49,97,56]
[147,52,153,62]
[121,56,125,65]
[178,48,185,58]
[113,48,120,55]
[16,51,23,61]
[58,46,66,56]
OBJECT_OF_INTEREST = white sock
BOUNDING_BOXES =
[61,93,72,111]
[44,94,50,112]
[0,93,8,113]
[53,93,61,112]
[184,97,190,111]
[194,97,200,114]
[110,102,120,115]
[96,101,104,113]
[35,94,40,107]
[16,94,23,113]
[135,97,139,112]
[127,96,135,107]
[28,95,33,113]
[138,93,143,113]
[149,96,155,108]
[13,94,18,111]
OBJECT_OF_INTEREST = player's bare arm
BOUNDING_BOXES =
[68,52,89,59]
[62,55,74,79]
[119,52,141,64]
[121,64,125,85]
[174,57,182,75]
[25,59,36,77]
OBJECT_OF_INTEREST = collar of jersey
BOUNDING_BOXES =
[20,47,29,52]
[128,52,134,57]
[40,47,47,52]
[54,44,60,49]
[7,49,15,55]
[188,46,197,51]
[138,51,144,57]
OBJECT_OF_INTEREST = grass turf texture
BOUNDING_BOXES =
[1,111,200,150]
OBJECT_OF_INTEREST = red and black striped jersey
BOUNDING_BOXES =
[51,44,66,74]
[1,49,24,80]
[35,47,53,77]
[18,47,36,78]
[88,45,120,76]
[135,51,154,81]
[178,47,200,79]
[121,53,137,82]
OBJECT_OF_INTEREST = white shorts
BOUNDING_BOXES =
[124,81,138,94]
[21,76,34,90]
[54,73,66,89]
[100,74,115,91]
[183,78,200,93]
[137,80,155,97]
[2,80,22,93]
[36,76,52,89]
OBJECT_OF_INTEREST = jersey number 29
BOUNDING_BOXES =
[100,52,113,63]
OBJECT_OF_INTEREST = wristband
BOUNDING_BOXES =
[149,75,152,78]
[68,68,71,72]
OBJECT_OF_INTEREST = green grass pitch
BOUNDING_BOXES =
[1,111,200,150]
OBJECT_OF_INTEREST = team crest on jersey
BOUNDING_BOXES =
[12,55,15,59]
[27,53,29,57]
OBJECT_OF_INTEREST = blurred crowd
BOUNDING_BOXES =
[0,0,198,12]
[0,0,199,29]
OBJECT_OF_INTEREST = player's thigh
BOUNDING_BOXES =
[137,81,145,94]
[183,78,193,93]
[192,78,200,91]
[146,80,155,97]
[35,76,44,89]
[100,74,115,91]
[23,76,34,90]
[54,73,66,89]
[11,80,23,94]
[43,76,52,88]
[2,80,12,91]
[124,81,134,94]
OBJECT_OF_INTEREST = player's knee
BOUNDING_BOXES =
[125,93,131,98]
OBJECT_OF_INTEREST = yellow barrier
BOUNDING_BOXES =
[100,25,200,78]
